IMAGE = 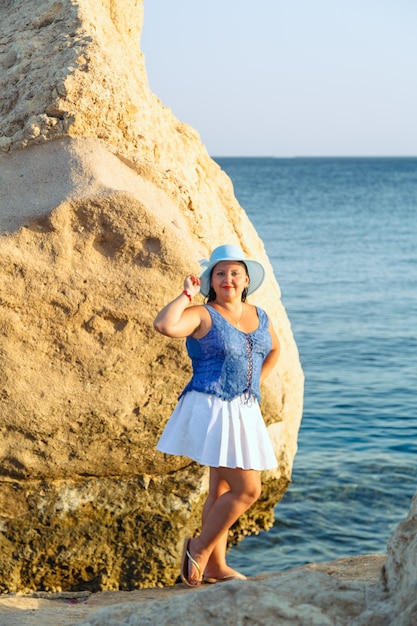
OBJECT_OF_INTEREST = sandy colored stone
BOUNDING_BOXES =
[0,0,303,593]
[2,541,413,626]
[0,555,387,626]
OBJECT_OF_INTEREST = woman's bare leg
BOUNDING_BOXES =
[201,469,230,577]
[201,468,246,579]
[185,466,261,584]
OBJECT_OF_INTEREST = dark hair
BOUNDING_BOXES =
[206,262,249,303]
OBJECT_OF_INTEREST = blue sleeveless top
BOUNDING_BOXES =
[179,305,272,402]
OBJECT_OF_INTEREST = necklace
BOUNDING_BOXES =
[217,303,244,327]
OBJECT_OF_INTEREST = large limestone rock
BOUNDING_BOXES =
[0,0,304,592]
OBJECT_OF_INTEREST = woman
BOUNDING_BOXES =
[154,244,280,587]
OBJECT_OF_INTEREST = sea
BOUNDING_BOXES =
[212,156,417,575]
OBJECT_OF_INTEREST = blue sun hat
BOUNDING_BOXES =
[199,244,265,297]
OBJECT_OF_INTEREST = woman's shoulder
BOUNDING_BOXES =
[252,304,269,326]
[202,303,221,320]
[193,303,212,318]
[247,303,267,316]
[189,304,213,339]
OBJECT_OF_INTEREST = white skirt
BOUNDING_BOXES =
[156,391,278,471]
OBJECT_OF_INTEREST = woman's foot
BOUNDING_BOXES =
[180,538,204,587]
[203,565,247,584]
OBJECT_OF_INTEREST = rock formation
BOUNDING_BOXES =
[0,0,304,592]
[2,495,417,626]
[69,491,416,626]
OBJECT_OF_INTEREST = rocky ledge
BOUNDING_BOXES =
[0,488,416,626]
[0,554,387,626]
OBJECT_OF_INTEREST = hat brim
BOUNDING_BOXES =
[199,258,265,297]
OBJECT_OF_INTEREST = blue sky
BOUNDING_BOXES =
[141,1,417,157]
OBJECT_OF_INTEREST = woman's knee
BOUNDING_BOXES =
[245,479,262,504]
[221,468,261,505]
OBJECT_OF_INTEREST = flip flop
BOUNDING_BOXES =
[180,538,202,587]
[203,573,247,584]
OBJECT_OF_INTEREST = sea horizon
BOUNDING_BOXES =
[211,154,417,160]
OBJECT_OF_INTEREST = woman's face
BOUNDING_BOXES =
[210,261,249,298]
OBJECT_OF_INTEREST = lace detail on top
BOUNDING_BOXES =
[179,305,272,402]
[244,334,254,397]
